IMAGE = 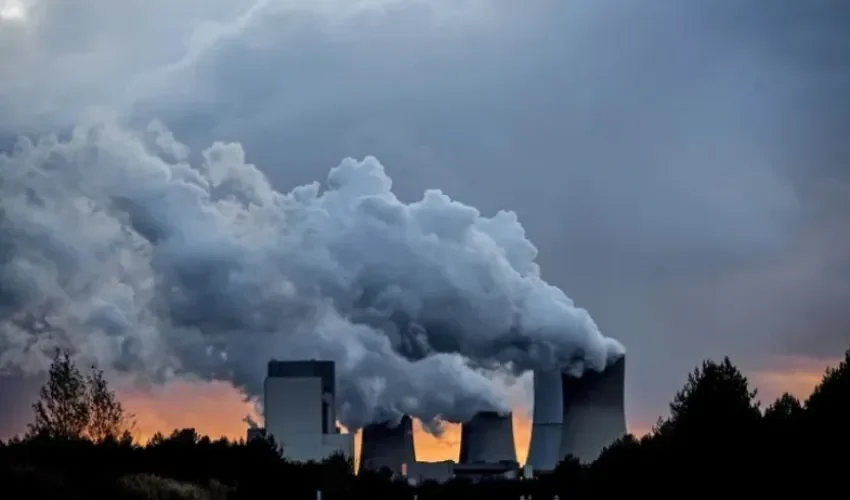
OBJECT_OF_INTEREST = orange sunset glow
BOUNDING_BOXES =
[119,380,534,463]
[751,355,838,404]
[118,381,259,444]
[116,355,837,464]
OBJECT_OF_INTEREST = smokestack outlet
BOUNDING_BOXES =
[358,415,416,476]
[459,411,517,464]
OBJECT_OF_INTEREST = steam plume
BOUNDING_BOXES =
[0,119,623,430]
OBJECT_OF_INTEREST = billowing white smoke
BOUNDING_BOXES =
[0,119,623,430]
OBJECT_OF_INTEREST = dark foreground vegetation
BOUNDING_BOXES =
[2,348,849,499]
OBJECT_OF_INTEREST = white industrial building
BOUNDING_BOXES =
[250,360,354,464]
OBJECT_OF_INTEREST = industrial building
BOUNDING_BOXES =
[559,356,627,462]
[246,427,265,442]
[405,460,455,484]
[254,360,354,463]
[358,410,525,483]
[527,355,628,471]
[526,368,565,472]
[358,415,417,476]
[458,411,517,465]
[249,354,626,479]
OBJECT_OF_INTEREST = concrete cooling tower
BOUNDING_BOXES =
[559,356,627,463]
[526,369,565,472]
[458,411,517,464]
[358,415,416,476]
[527,356,627,471]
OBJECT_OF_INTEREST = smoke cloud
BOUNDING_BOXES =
[2,0,849,435]
[0,118,621,430]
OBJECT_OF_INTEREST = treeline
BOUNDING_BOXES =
[547,352,850,497]
[0,352,358,500]
[2,348,849,499]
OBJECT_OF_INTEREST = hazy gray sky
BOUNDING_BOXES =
[1,0,849,429]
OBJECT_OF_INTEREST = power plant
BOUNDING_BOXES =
[255,360,354,463]
[458,411,517,465]
[358,415,417,476]
[559,356,627,463]
[251,354,627,479]
[528,355,628,471]
[526,369,565,472]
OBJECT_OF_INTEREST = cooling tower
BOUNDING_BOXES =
[559,356,627,463]
[458,411,517,464]
[358,415,416,476]
[526,369,565,472]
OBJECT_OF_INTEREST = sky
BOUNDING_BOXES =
[1,0,849,462]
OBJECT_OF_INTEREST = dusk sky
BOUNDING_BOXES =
[1,0,849,462]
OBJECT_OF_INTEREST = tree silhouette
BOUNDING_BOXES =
[764,392,803,424]
[800,348,850,486]
[551,455,586,498]
[656,357,761,440]
[86,365,134,442]
[805,348,850,424]
[650,357,761,490]
[28,350,90,439]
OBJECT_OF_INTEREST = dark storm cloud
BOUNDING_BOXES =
[0,0,848,432]
[0,374,42,439]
